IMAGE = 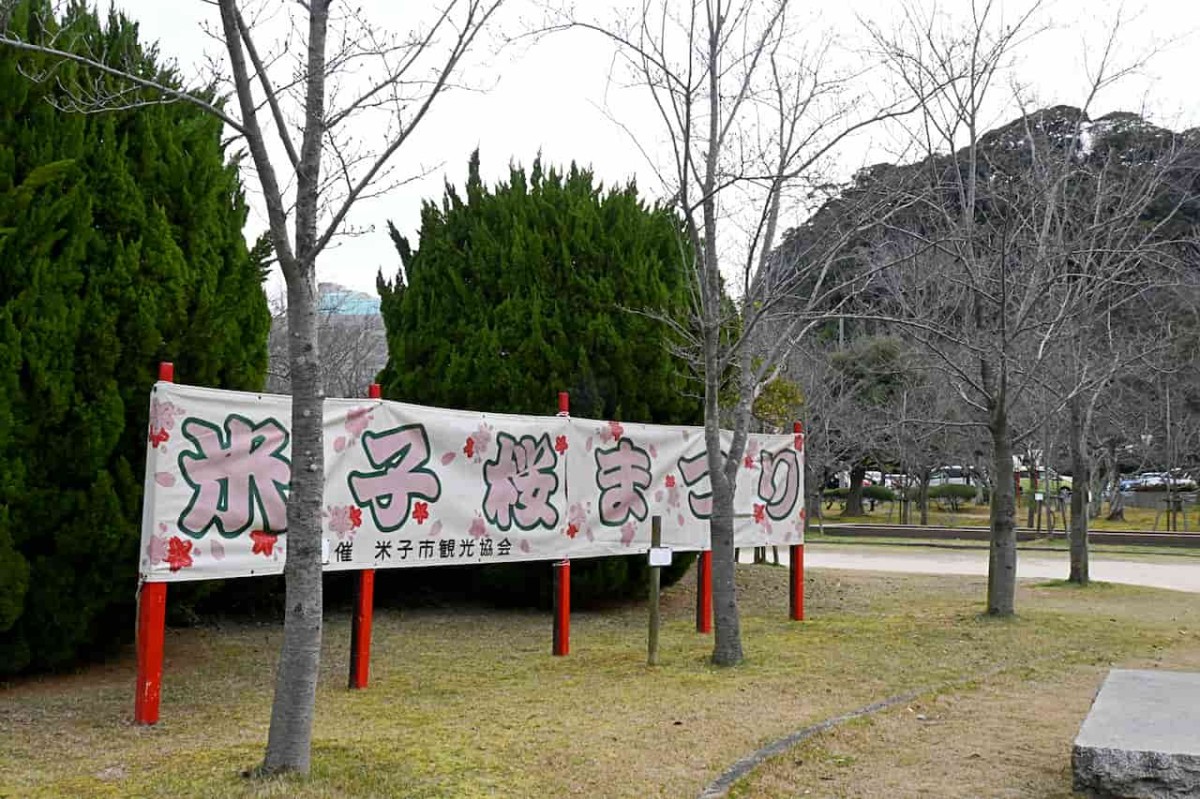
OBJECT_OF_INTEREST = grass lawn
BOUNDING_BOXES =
[731,581,1200,798]
[3,566,1199,798]
[821,503,1174,532]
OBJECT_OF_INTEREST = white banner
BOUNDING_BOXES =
[139,383,804,583]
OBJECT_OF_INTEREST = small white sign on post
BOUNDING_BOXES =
[1035,492,1045,502]
[648,546,672,567]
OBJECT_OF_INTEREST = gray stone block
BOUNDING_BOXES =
[1073,669,1200,798]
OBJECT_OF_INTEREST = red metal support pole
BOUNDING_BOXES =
[552,390,571,656]
[553,559,571,656]
[349,382,382,689]
[790,421,805,621]
[789,545,805,621]
[134,361,174,725]
[349,570,375,689]
[134,582,167,724]
[696,549,713,633]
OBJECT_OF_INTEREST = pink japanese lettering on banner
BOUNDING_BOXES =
[139,383,803,583]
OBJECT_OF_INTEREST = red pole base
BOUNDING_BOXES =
[349,569,376,689]
[553,560,570,656]
[789,544,805,621]
[134,582,167,725]
[696,550,713,633]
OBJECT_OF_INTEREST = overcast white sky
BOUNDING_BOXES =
[108,0,1200,297]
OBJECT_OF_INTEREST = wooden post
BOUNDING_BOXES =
[696,549,713,633]
[648,516,662,665]
[349,382,382,689]
[134,361,174,725]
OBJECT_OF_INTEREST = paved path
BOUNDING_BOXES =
[742,545,1200,593]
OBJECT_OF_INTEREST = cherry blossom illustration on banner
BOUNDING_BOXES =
[333,405,375,453]
[596,420,624,444]
[250,530,278,558]
[146,523,169,567]
[166,537,193,572]
[462,421,495,464]
[325,504,363,540]
[564,500,594,542]
[743,438,762,470]
[148,397,184,449]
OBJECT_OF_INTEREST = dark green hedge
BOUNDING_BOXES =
[378,154,701,603]
[0,1,268,674]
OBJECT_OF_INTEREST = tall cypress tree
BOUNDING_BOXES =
[378,153,699,601]
[0,1,269,673]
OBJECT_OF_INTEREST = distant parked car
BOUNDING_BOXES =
[929,465,975,487]
[1132,472,1198,491]
[1016,468,1072,496]
[1118,474,1141,492]
[1137,472,1168,489]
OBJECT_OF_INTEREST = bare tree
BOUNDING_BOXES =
[860,0,1198,613]
[0,0,502,773]
[996,93,1199,583]
[266,283,388,398]
[550,0,935,665]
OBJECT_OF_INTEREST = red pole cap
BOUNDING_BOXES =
[369,383,382,399]
[158,362,174,383]
[558,392,569,415]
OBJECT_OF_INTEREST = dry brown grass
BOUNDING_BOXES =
[2,568,1198,798]
[730,583,1200,799]
[732,645,1200,798]
[825,504,1170,532]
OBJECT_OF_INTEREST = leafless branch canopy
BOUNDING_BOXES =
[0,0,504,276]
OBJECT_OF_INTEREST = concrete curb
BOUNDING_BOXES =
[807,538,1200,559]
[696,688,925,799]
[697,662,1033,799]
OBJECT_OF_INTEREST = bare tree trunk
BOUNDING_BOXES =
[843,464,867,516]
[261,1,329,774]
[264,271,325,773]
[1107,489,1125,520]
[1067,396,1089,585]
[1105,440,1126,521]
[919,470,930,526]
[987,407,1017,615]
[709,471,743,666]
[1087,457,1104,520]
[973,453,985,505]
[1025,445,1037,528]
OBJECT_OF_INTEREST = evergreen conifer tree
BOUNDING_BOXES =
[0,0,269,673]
[378,153,699,601]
